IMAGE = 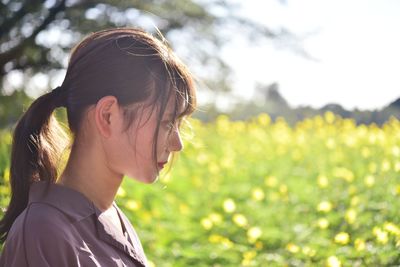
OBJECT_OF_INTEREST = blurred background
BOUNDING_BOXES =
[1,1,400,266]
[1,0,399,127]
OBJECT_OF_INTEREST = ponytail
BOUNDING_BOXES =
[0,86,69,243]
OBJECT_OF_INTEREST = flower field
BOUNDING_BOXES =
[1,112,400,266]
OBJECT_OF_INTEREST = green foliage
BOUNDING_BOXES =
[118,113,400,266]
[0,130,11,218]
[0,90,33,128]
[1,113,400,266]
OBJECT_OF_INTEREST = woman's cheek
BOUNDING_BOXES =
[100,135,127,175]
[157,130,169,153]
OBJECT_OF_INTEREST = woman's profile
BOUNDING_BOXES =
[0,27,197,266]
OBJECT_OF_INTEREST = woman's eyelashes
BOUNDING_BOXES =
[166,121,174,130]
[163,117,183,132]
[167,120,183,133]
[162,120,175,131]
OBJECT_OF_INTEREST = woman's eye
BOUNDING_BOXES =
[164,119,182,132]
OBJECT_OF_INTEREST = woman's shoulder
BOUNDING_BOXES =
[1,203,81,267]
[8,202,74,242]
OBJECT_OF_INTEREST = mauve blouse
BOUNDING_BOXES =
[0,180,149,267]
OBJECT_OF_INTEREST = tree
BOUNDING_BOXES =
[0,0,298,97]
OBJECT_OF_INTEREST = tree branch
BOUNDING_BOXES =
[0,0,67,73]
[0,0,42,40]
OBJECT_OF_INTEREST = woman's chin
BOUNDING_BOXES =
[141,176,158,184]
[126,172,159,184]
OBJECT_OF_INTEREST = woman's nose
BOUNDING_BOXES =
[168,129,184,152]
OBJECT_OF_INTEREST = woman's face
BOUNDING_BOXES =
[108,94,184,183]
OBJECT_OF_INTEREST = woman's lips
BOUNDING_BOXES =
[158,162,167,168]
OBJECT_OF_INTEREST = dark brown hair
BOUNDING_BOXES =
[0,27,197,243]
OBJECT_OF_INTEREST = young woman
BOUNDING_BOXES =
[0,28,197,266]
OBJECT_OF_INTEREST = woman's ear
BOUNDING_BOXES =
[94,95,121,138]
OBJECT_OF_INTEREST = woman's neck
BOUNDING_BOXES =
[57,139,124,212]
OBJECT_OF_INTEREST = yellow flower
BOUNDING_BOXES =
[373,227,388,244]
[392,146,400,157]
[201,218,213,230]
[395,185,400,195]
[125,200,140,211]
[209,234,234,248]
[381,159,391,172]
[151,208,160,218]
[394,161,400,172]
[279,184,288,195]
[3,167,10,182]
[364,175,375,187]
[345,209,357,225]
[265,175,278,187]
[361,147,371,158]
[354,238,366,251]
[372,226,381,236]
[324,111,335,124]
[221,156,234,169]
[350,196,360,206]
[223,198,236,213]
[258,113,271,126]
[317,218,330,229]
[117,187,127,197]
[208,162,220,175]
[196,153,208,164]
[302,246,316,257]
[251,187,265,201]
[255,241,263,249]
[333,167,354,182]
[243,250,256,260]
[179,203,190,215]
[317,174,329,188]
[209,212,223,225]
[160,172,172,183]
[233,213,248,228]
[326,256,341,267]
[377,231,388,244]
[317,201,333,212]
[286,243,300,253]
[383,222,400,236]
[334,232,350,245]
[326,138,336,149]
[345,136,356,147]
[208,234,223,243]
[247,227,262,243]
[221,237,234,249]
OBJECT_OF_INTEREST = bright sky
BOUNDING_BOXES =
[222,0,400,110]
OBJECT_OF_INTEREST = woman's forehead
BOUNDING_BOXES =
[165,93,185,114]
[139,87,186,120]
